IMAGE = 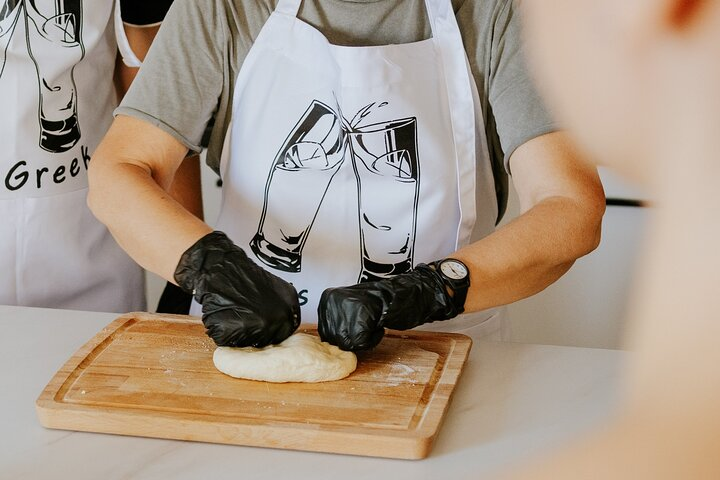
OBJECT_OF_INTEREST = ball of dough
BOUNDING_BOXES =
[213,333,357,383]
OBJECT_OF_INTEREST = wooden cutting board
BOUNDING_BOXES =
[36,313,472,459]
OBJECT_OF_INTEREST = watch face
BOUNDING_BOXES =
[440,260,468,280]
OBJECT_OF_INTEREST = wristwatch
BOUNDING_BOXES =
[431,258,470,314]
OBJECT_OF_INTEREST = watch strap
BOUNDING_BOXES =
[431,259,470,315]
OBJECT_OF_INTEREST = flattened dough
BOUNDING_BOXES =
[213,333,357,383]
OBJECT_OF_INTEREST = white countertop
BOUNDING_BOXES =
[0,305,626,479]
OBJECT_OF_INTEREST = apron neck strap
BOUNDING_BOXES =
[423,0,455,40]
[275,0,302,17]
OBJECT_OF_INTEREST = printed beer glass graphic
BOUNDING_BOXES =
[0,0,21,77]
[350,117,420,282]
[251,100,348,272]
[25,0,84,153]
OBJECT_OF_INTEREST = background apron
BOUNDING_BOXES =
[0,0,145,312]
[204,0,505,338]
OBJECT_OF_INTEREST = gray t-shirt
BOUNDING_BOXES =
[118,0,557,219]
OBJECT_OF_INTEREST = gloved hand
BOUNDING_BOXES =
[318,264,460,351]
[174,231,301,348]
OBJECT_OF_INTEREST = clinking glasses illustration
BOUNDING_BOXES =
[0,0,84,154]
[251,100,420,283]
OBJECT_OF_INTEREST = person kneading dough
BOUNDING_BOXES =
[214,333,357,383]
[88,0,605,351]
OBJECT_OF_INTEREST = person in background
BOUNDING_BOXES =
[87,0,606,349]
[0,0,197,313]
[502,0,720,478]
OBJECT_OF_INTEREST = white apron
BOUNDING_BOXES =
[0,0,145,312]
[210,0,506,338]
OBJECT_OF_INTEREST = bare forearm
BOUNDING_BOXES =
[169,154,204,220]
[88,120,211,282]
[453,132,604,313]
[103,26,206,281]
[455,195,601,312]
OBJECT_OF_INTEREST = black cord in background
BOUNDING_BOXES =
[606,198,645,208]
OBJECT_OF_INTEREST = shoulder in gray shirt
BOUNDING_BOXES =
[118,0,557,219]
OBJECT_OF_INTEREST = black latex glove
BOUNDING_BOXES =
[318,264,460,351]
[174,231,301,348]
[156,282,192,315]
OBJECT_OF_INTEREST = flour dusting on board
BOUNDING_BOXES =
[384,362,417,387]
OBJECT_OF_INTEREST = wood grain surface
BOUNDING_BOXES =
[36,313,472,459]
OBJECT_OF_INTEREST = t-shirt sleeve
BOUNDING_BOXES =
[120,0,175,26]
[115,0,226,153]
[488,0,559,172]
